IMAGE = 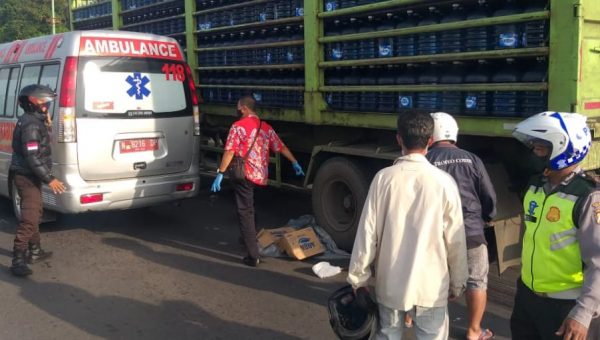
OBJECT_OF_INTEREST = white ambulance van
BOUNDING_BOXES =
[0,30,200,217]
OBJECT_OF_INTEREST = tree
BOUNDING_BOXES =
[0,0,70,43]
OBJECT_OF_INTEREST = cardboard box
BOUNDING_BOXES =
[257,227,295,249]
[278,227,325,260]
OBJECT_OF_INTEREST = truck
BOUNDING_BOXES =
[69,0,600,273]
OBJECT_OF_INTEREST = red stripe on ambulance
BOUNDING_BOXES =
[11,41,26,63]
[44,34,63,59]
[79,37,183,61]
[2,42,20,64]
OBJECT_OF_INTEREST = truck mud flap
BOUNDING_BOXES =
[486,163,523,274]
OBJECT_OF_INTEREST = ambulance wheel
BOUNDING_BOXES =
[10,177,58,224]
[10,177,22,222]
[312,157,369,252]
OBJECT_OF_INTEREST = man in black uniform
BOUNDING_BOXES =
[426,112,497,340]
[10,84,66,277]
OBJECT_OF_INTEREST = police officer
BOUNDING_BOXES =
[10,84,66,277]
[511,111,600,339]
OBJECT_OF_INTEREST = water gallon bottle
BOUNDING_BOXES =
[295,25,305,63]
[377,13,395,58]
[417,6,441,55]
[274,0,291,19]
[521,57,548,117]
[377,66,397,113]
[293,71,304,107]
[258,2,274,22]
[342,18,360,60]
[440,3,465,53]
[397,64,418,110]
[340,0,358,8]
[464,59,492,116]
[395,10,418,57]
[325,0,339,12]
[440,61,465,115]
[325,21,344,61]
[522,0,548,47]
[493,0,523,49]
[294,0,304,16]
[464,0,491,52]
[358,16,377,59]
[282,26,297,63]
[360,67,378,112]
[491,58,521,117]
[342,68,361,111]
[417,63,442,111]
[325,68,344,110]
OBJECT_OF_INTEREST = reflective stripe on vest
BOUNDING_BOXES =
[522,184,583,293]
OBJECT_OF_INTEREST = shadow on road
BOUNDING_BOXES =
[0,273,299,340]
[102,236,339,306]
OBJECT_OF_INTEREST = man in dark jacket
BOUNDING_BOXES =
[10,84,66,277]
[426,112,497,340]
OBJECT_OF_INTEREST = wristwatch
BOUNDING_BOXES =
[216,168,223,174]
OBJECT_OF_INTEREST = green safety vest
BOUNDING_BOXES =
[521,175,594,293]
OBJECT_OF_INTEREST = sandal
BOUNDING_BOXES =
[474,329,494,340]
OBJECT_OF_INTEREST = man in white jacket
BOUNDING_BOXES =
[348,112,468,340]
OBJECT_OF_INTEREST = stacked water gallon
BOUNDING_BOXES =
[73,1,113,30]
[120,0,187,49]
[196,0,305,108]
[323,0,549,117]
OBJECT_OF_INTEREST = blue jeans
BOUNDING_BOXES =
[374,304,449,340]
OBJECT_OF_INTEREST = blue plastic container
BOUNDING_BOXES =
[417,7,440,55]
[440,3,465,53]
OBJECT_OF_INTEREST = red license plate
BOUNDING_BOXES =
[119,138,159,154]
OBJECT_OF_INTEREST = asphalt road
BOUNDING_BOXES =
[0,182,512,339]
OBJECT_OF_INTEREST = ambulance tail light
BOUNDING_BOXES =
[58,56,78,143]
[176,182,194,192]
[80,193,103,204]
[185,64,200,136]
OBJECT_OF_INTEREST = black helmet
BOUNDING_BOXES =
[18,84,57,113]
[328,285,377,340]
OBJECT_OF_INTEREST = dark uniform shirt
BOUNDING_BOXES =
[426,144,497,248]
[10,110,54,183]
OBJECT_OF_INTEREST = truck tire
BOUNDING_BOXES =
[312,157,369,252]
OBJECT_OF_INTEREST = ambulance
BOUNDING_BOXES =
[0,30,200,217]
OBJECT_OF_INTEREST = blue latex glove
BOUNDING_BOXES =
[292,162,305,176]
[211,173,224,192]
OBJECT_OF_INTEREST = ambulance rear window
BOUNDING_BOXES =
[76,57,191,118]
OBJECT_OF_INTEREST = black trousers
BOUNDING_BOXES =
[510,277,576,340]
[13,174,43,251]
[232,179,259,259]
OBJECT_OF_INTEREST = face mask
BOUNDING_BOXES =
[32,102,51,114]
[529,153,549,175]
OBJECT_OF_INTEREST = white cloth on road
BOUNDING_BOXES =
[312,261,342,278]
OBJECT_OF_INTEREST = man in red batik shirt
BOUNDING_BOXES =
[211,95,304,267]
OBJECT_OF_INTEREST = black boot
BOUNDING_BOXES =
[28,242,53,264]
[11,249,32,277]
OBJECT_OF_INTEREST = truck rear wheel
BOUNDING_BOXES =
[312,157,369,252]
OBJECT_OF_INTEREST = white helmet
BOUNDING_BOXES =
[512,111,591,171]
[430,112,458,143]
